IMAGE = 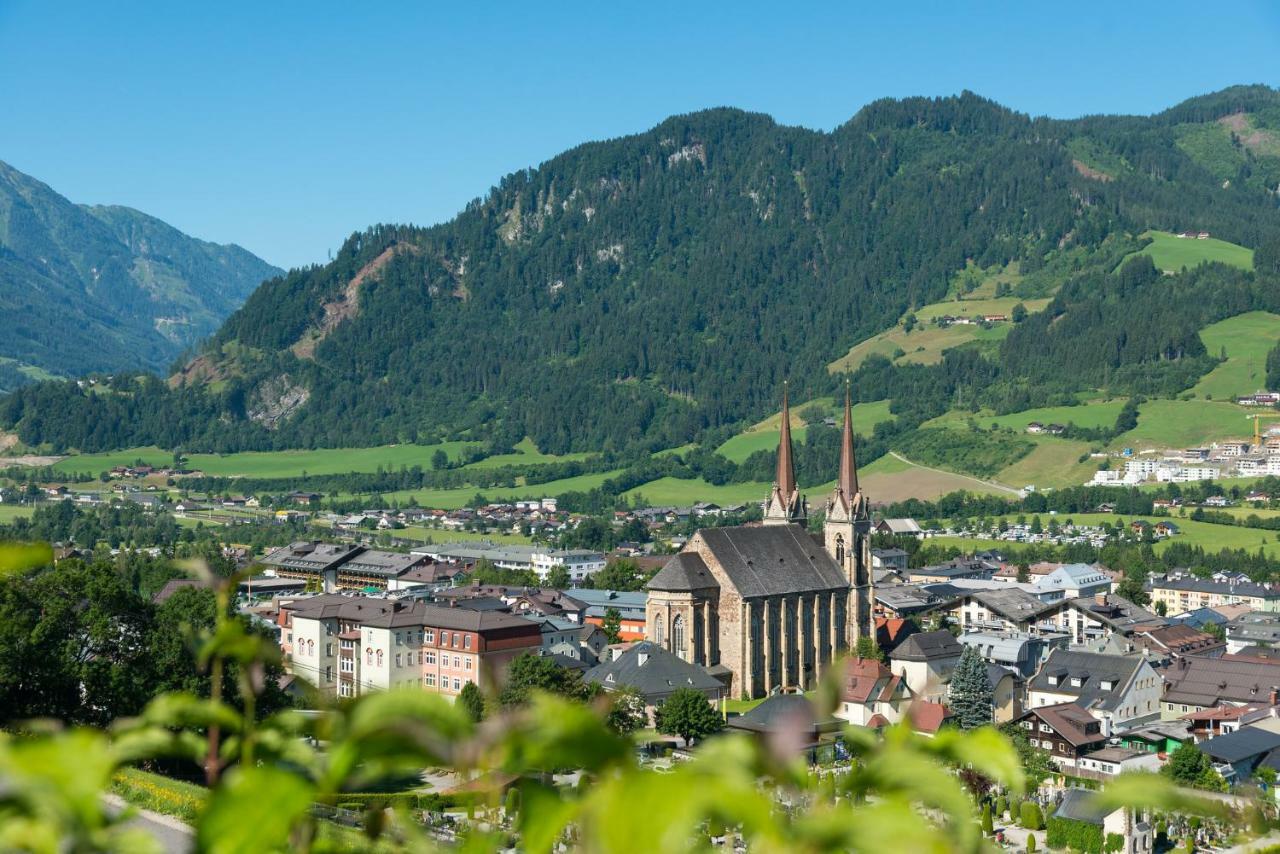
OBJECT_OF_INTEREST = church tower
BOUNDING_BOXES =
[762,384,807,526]
[823,383,874,643]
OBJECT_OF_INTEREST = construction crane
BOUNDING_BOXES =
[1245,412,1280,445]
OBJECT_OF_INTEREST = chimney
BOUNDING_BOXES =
[1271,686,1279,707]
[1095,591,1108,607]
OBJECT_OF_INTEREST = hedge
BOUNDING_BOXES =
[1047,816,1104,853]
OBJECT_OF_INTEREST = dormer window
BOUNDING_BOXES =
[1071,677,1083,688]
[1100,680,1114,691]
[1048,675,1059,686]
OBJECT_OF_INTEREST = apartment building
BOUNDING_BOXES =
[260,541,447,593]
[1150,576,1280,615]
[286,596,542,698]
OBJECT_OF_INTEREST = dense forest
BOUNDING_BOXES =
[4,87,1280,455]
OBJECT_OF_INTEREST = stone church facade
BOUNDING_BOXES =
[646,387,875,699]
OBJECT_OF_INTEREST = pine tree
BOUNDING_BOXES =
[948,645,993,730]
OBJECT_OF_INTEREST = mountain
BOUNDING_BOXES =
[0,160,281,386]
[5,86,1280,456]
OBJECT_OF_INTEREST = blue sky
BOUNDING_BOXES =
[2,1,1277,269]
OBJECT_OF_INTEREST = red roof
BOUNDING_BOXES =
[908,700,949,734]
[842,657,904,704]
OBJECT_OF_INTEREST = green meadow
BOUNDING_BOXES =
[1191,311,1280,400]
[1131,230,1253,273]
[715,400,893,463]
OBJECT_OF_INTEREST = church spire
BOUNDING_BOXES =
[762,382,806,526]
[776,381,797,497]
[836,380,859,510]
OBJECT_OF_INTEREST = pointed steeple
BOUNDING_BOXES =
[762,382,806,526]
[776,381,797,498]
[836,380,859,509]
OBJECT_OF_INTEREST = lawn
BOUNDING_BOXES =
[716,401,893,463]
[1191,311,1280,400]
[0,504,34,523]
[54,442,482,478]
[622,477,772,506]
[461,437,593,470]
[1130,230,1253,273]
[112,767,206,823]
[1110,399,1252,451]
[829,297,1050,373]
[996,438,1098,491]
[978,400,1128,433]
[390,527,532,546]
[366,469,627,508]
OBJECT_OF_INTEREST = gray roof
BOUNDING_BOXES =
[684,525,849,598]
[969,588,1058,622]
[1162,655,1280,707]
[729,694,841,735]
[583,642,723,700]
[647,553,718,592]
[1029,650,1144,712]
[339,550,428,578]
[958,632,1038,664]
[1200,727,1280,764]
[890,629,963,663]
[1054,789,1112,826]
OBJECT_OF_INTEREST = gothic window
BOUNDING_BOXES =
[835,534,846,563]
[655,618,665,646]
[672,614,686,657]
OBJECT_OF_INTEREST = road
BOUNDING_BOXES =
[105,795,194,853]
[887,451,1024,496]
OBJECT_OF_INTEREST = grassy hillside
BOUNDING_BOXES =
[1191,311,1280,400]
[1111,399,1252,451]
[715,399,893,463]
[1132,230,1254,273]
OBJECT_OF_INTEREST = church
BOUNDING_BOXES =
[645,387,875,699]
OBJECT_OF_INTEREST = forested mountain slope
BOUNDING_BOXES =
[5,87,1280,455]
[0,161,280,386]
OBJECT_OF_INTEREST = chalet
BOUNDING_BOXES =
[1015,702,1107,771]
[1044,423,1066,435]
[1026,422,1045,435]
[1154,521,1180,537]
[288,491,323,505]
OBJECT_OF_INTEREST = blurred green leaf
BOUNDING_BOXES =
[197,766,314,854]
[0,541,53,578]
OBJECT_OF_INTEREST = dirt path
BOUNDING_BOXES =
[887,451,1023,496]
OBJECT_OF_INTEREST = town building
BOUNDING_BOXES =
[1052,788,1152,854]
[835,657,913,727]
[584,641,724,719]
[1150,577,1280,615]
[1160,655,1280,719]
[285,595,541,699]
[1026,650,1162,733]
[888,629,963,703]
[645,389,874,698]
[1015,702,1108,771]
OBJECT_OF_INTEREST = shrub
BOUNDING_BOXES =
[1026,833,1036,853]
[982,803,994,836]
[1047,816,1103,853]
[1020,801,1044,831]
[995,796,1008,819]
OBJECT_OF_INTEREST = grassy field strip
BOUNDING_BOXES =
[460,437,593,470]
[1191,311,1280,400]
[1110,399,1254,451]
[358,469,627,508]
[621,477,773,506]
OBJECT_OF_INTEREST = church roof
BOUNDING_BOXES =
[695,524,848,598]
[647,553,719,592]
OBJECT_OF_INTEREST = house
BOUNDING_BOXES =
[152,578,202,604]
[1226,613,1280,653]
[874,518,924,538]
[907,558,996,584]
[1151,576,1280,615]
[572,589,648,641]
[874,617,919,655]
[1075,746,1162,779]
[1015,702,1108,771]
[1115,721,1193,757]
[944,587,1058,634]
[1026,422,1045,434]
[1160,655,1280,718]
[835,657,913,727]
[1035,593,1165,645]
[583,641,724,721]
[1198,726,1280,783]
[288,491,323,505]
[1037,563,1113,599]
[870,548,909,573]
[1051,788,1152,854]
[874,584,958,620]
[888,629,963,702]
[1027,650,1162,733]
[987,664,1022,723]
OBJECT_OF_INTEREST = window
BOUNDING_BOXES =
[425,674,436,687]
[325,643,333,657]
[425,651,436,665]
[452,678,461,691]
[366,648,373,665]
[395,654,402,668]
[324,666,332,682]
[396,632,403,646]
[376,650,384,667]
[453,656,461,668]
[341,658,353,673]
[655,619,665,646]
[407,652,415,666]
[424,630,435,644]
[672,614,686,656]
[465,658,472,671]
[464,635,472,649]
